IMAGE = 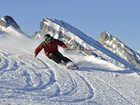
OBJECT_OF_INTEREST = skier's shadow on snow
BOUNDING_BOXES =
[76,61,134,74]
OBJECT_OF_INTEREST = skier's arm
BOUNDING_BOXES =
[56,40,67,48]
[34,44,43,57]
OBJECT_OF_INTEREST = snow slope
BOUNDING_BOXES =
[0,31,140,105]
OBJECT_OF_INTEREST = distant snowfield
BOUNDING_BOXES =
[0,36,140,105]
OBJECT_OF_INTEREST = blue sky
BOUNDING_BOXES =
[1,0,140,51]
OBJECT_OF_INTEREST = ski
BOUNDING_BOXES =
[66,62,79,70]
[67,65,79,70]
[60,62,79,70]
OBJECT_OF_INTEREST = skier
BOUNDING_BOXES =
[34,34,77,68]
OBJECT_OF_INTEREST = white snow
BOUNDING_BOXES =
[0,30,140,105]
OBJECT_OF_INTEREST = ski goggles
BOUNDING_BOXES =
[45,37,52,41]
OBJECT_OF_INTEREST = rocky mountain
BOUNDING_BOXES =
[0,15,28,38]
[33,17,140,72]
[0,15,139,72]
[0,15,20,29]
[98,32,140,69]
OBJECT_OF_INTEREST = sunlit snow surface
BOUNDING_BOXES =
[0,45,140,105]
[0,36,140,105]
[0,48,94,105]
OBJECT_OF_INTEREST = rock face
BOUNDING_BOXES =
[98,32,140,68]
[0,15,20,29]
[0,15,28,38]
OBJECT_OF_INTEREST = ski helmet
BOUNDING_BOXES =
[44,34,52,41]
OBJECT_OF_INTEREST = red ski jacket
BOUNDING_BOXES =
[34,39,67,57]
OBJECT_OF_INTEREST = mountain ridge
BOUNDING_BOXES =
[0,15,140,71]
[0,15,29,38]
[34,17,140,72]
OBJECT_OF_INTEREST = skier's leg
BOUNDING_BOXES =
[56,52,78,68]
[48,52,61,64]
[58,52,77,68]
[56,51,72,64]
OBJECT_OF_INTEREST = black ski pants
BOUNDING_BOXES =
[48,51,71,64]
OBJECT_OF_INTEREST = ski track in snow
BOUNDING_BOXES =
[0,48,139,105]
[46,61,94,102]
[0,49,94,104]
[92,76,133,105]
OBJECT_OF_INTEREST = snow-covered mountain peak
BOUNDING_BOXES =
[98,32,140,68]
[0,15,28,38]
[0,15,20,30]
